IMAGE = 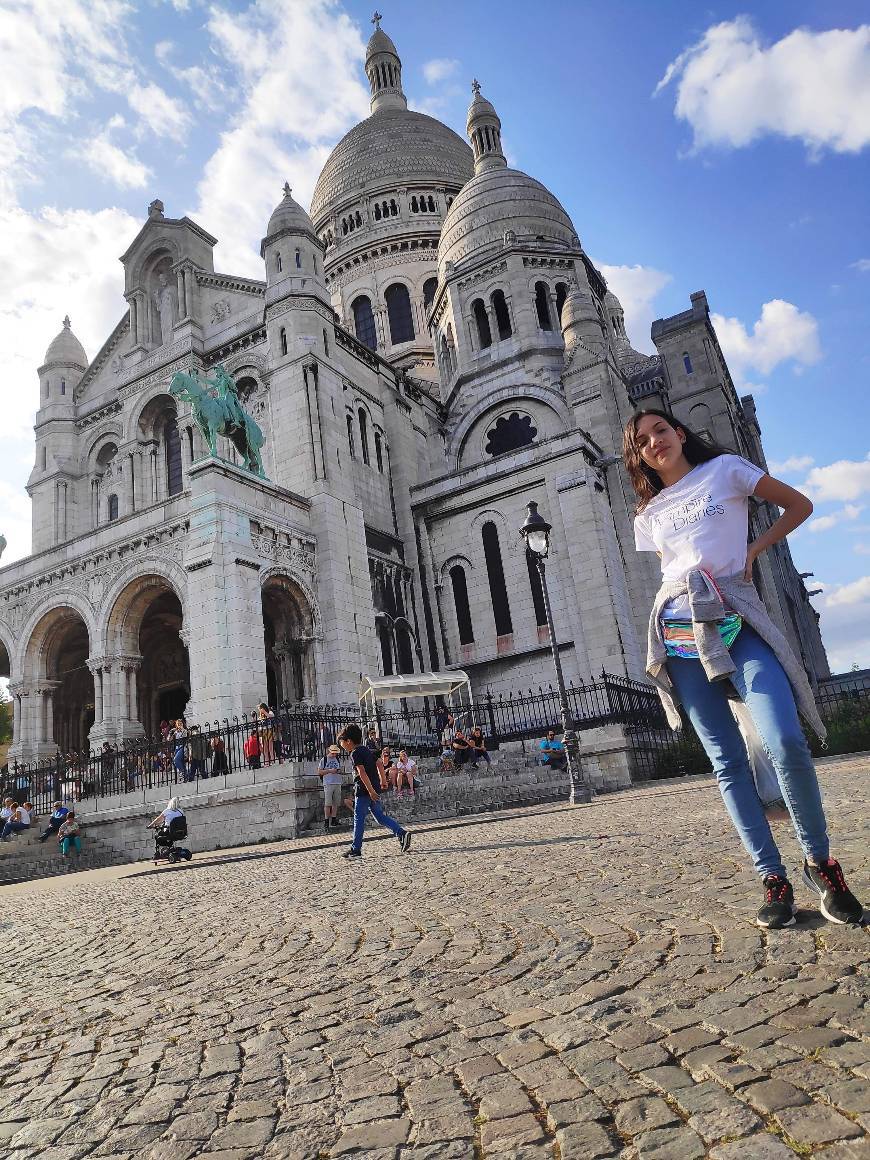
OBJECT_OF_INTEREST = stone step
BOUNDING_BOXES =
[0,830,133,885]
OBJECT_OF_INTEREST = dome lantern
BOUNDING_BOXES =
[42,315,88,371]
[366,12,407,114]
[467,80,506,175]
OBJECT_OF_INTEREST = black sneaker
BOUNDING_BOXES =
[400,831,412,854]
[342,848,362,860]
[757,875,797,928]
[803,859,864,925]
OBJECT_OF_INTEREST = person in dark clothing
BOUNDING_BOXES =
[451,730,472,767]
[337,724,411,860]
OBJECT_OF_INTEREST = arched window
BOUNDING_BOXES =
[346,414,355,457]
[491,290,512,340]
[373,203,381,220]
[358,408,370,465]
[555,282,568,321]
[295,248,301,269]
[683,351,694,374]
[374,431,384,472]
[164,413,183,497]
[385,283,414,345]
[389,199,397,216]
[355,211,362,227]
[279,327,288,356]
[450,565,474,644]
[323,327,329,357]
[423,277,438,311]
[276,252,282,272]
[41,446,47,471]
[379,625,393,676]
[427,195,435,212]
[60,378,66,395]
[395,627,414,674]
[473,299,492,348]
[440,334,452,377]
[526,553,547,627]
[485,412,538,456]
[482,522,513,637]
[411,196,418,213]
[107,494,119,522]
[535,282,553,331]
[352,295,377,350]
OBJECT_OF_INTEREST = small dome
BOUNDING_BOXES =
[604,289,623,312]
[438,167,576,274]
[43,316,87,368]
[561,285,598,333]
[265,183,315,240]
[367,27,398,57]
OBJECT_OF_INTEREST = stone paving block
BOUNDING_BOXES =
[634,1125,705,1158]
[207,1118,277,1152]
[545,1093,609,1129]
[741,1078,812,1113]
[343,1096,404,1123]
[701,1060,762,1090]
[819,1077,870,1113]
[776,1103,863,1145]
[555,1121,617,1159]
[333,1117,411,1153]
[776,1027,850,1053]
[687,1101,762,1142]
[639,1064,695,1094]
[707,1135,796,1159]
[816,1142,870,1159]
[479,1112,546,1151]
[613,1095,679,1135]
[478,1086,534,1120]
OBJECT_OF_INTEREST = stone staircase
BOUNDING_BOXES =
[0,826,133,887]
[302,749,569,833]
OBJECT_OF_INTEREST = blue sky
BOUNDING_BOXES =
[1,0,869,671]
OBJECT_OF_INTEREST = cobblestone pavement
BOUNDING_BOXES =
[1,756,867,1159]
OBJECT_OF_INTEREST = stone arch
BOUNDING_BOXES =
[452,387,570,471]
[133,391,184,500]
[126,237,182,296]
[103,568,189,738]
[17,592,96,677]
[440,553,474,579]
[260,572,319,705]
[19,601,95,756]
[83,426,123,469]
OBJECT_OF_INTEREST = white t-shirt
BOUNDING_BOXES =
[162,808,184,826]
[634,454,764,617]
[17,807,31,825]
[395,758,417,773]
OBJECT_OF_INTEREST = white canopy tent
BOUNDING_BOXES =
[358,670,472,714]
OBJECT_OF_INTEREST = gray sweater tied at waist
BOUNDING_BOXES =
[646,570,826,743]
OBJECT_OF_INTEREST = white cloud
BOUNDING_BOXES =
[191,0,370,274]
[768,455,815,475]
[801,453,870,502]
[423,58,460,85]
[594,262,673,354]
[75,128,152,189]
[656,18,870,156]
[711,299,821,389]
[825,575,870,607]
[127,81,192,143]
[852,258,870,272]
[807,503,864,533]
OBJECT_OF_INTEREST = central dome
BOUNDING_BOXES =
[310,109,473,226]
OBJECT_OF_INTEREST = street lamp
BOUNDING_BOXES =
[520,501,593,805]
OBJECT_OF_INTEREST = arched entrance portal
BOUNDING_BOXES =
[24,607,94,755]
[261,576,315,706]
[106,577,189,738]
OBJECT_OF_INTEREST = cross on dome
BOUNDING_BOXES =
[282,182,292,197]
[471,79,481,95]
[372,10,382,28]
[63,315,71,329]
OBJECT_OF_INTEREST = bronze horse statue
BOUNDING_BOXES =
[169,366,266,479]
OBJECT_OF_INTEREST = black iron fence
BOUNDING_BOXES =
[4,668,864,819]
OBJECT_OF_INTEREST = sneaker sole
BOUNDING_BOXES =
[400,835,412,853]
[802,868,865,925]
[756,912,797,929]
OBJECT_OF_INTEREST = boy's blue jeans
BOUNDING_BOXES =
[352,795,405,852]
[666,626,829,880]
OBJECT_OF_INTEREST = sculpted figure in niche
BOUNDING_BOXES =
[153,273,176,346]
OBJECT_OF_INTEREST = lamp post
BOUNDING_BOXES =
[520,501,593,805]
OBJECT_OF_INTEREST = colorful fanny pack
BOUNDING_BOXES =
[662,612,743,659]
[662,569,743,659]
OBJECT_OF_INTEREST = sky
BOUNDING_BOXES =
[0,0,869,673]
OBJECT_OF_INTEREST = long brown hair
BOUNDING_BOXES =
[622,408,729,512]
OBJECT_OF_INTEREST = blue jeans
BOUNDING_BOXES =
[352,795,405,852]
[1,821,28,840]
[666,626,829,879]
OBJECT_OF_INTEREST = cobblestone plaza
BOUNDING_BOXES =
[2,758,866,1158]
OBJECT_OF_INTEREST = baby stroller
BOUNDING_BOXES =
[153,815,193,864]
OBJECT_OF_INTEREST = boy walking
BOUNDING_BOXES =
[337,724,412,860]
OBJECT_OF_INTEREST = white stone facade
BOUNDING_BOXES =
[0,21,827,761]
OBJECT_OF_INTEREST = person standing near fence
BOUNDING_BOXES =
[336,724,411,860]
[624,408,863,928]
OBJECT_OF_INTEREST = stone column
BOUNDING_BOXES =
[125,453,135,513]
[128,296,138,344]
[176,268,187,319]
[87,660,104,726]
[116,655,145,741]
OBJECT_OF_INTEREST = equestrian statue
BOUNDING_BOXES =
[169,365,266,479]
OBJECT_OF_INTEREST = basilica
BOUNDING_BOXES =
[0,19,828,762]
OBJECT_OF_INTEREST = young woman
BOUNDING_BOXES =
[624,408,863,929]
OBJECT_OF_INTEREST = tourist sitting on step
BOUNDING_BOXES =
[57,811,82,857]
[467,727,491,768]
[539,729,567,771]
[38,801,69,842]
[378,746,396,790]
[450,730,473,768]
[1,801,31,841]
[395,751,418,798]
